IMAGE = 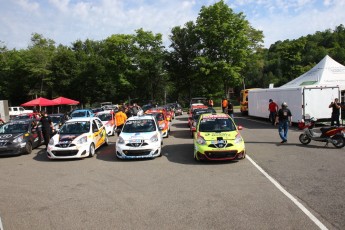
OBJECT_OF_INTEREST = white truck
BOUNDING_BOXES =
[248,86,340,123]
[9,106,34,117]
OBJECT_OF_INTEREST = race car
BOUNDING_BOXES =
[0,119,44,156]
[189,108,216,137]
[193,113,245,161]
[145,109,170,138]
[96,110,116,136]
[115,115,163,159]
[47,117,108,159]
[188,104,209,127]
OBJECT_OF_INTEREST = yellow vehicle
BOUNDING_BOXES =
[193,113,245,161]
[240,88,258,115]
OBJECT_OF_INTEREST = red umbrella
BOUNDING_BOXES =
[52,97,79,105]
[21,97,58,107]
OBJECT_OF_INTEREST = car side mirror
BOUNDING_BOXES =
[237,125,243,130]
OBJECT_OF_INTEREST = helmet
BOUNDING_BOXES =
[282,102,288,107]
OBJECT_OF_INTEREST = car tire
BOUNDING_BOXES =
[88,143,95,157]
[24,142,32,154]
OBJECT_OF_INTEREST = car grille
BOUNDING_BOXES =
[125,142,148,147]
[122,149,151,156]
[52,150,79,156]
[208,142,232,148]
[204,151,238,159]
[55,143,76,148]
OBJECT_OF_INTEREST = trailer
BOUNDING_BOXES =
[248,86,340,123]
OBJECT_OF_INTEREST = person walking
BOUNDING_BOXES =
[268,99,279,125]
[329,98,341,126]
[275,102,292,144]
[222,98,228,113]
[227,101,234,119]
[40,111,54,149]
[115,107,128,136]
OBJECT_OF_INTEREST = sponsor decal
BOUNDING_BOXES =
[0,134,12,139]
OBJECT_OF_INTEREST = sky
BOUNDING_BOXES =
[1,0,345,50]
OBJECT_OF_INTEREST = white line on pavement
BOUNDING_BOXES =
[246,155,328,230]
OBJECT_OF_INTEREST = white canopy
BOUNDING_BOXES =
[280,55,345,88]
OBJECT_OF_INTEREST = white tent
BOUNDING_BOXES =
[280,55,345,89]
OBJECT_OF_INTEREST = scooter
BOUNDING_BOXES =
[299,118,345,148]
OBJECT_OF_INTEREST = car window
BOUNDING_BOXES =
[97,113,112,121]
[199,117,236,132]
[95,119,103,129]
[92,121,98,132]
[122,119,156,133]
[60,121,90,134]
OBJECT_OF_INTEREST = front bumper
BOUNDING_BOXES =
[116,142,161,159]
[194,142,245,161]
[47,143,90,159]
[0,143,27,156]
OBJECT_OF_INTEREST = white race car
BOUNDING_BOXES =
[96,110,116,136]
[47,117,108,159]
[116,115,163,159]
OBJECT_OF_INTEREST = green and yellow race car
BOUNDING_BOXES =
[193,113,245,161]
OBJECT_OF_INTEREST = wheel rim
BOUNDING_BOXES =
[332,136,345,148]
[299,134,311,144]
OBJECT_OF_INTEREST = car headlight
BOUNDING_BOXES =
[196,136,206,145]
[118,136,125,144]
[234,133,243,144]
[13,135,24,143]
[77,136,88,144]
[150,134,159,142]
[49,138,54,145]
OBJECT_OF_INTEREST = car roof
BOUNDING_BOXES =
[96,110,113,115]
[66,117,98,123]
[200,113,229,119]
[127,115,156,121]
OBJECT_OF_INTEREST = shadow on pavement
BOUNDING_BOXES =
[162,143,238,165]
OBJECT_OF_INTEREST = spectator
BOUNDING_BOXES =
[222,98,228,113]
[268,99,279,125]
[115,107,128,136]
[275,102,292,144]
[329,98,341,126]
[40,111,54,149]
[227,101,234,119]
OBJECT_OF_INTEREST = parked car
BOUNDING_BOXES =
[70,109,94,118]
[9,106,33,118]
[115,115,163,159]
[49,113,67,132]
[145,109,170,138]
[193,113,245,161]
[188,104,208,127]
[47,117,108,159]
[189,108,216,137]
[96,110,116,136]
[91,107,104,114]
[0,119,44,156]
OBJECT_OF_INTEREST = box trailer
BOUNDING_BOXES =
[248,86,340,123]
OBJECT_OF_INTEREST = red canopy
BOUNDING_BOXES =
[21,97,58,107]
[52,96,79,105]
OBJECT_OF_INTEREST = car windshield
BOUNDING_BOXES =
[97,113,112,121]
[59,121,90,134]
[13,115,31,120]
[154,113,164,121]
[71,111,87,118]
[122,119,156,133]
[198,117,236,132]
[51,116,62,124]
[0,122,30,134]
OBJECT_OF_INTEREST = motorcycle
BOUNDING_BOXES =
[299,118,345,148]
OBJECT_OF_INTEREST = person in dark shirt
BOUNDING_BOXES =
[227,102,234,119]
[275,102,292,144]
[329,98,341,127]
[40,111,54,149]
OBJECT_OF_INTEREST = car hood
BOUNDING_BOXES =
[120,132,157,141]
[199,131,238,141]
[57,134,80,142]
